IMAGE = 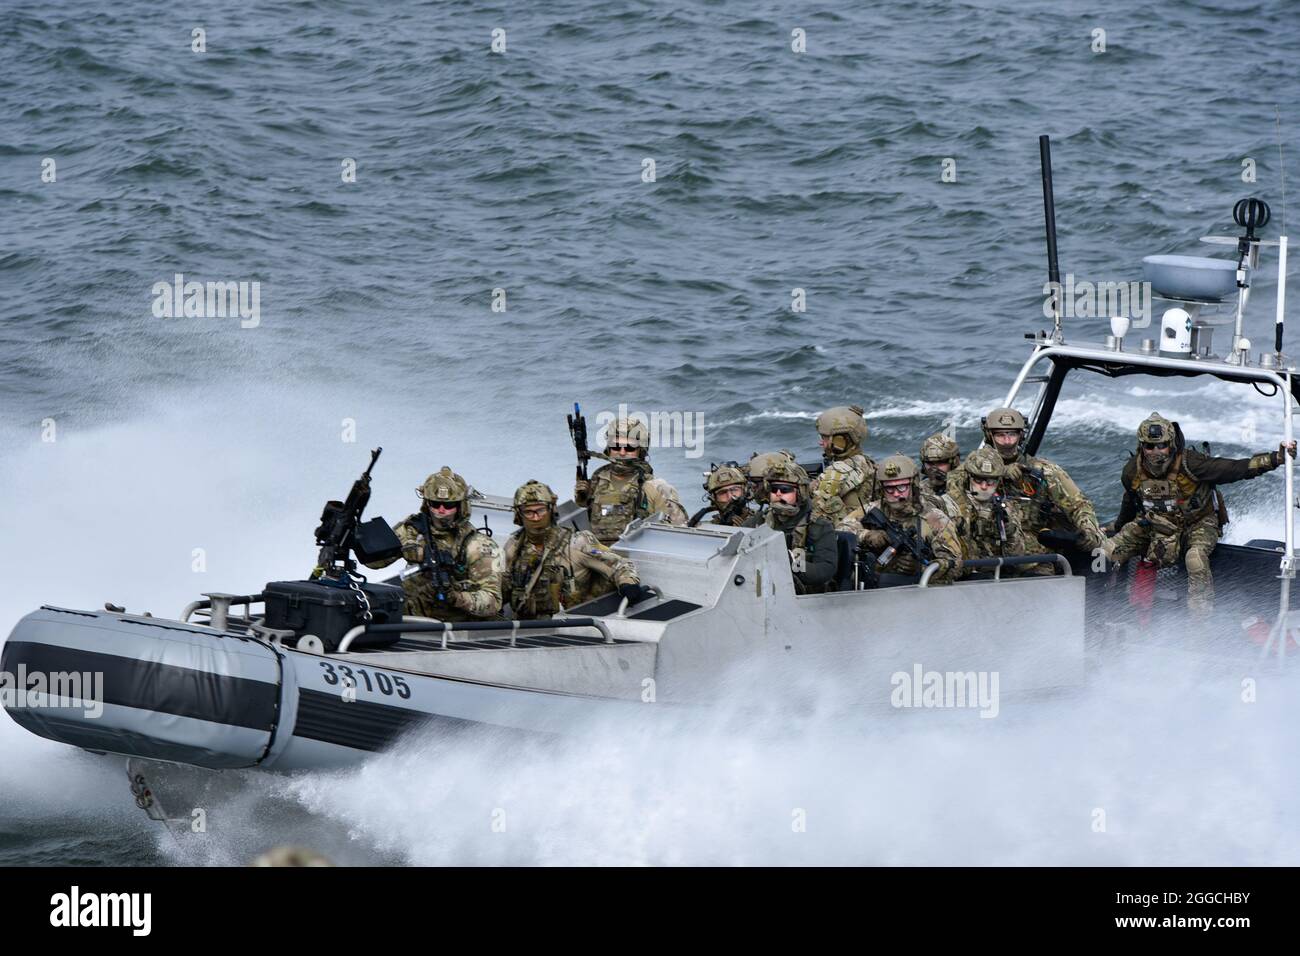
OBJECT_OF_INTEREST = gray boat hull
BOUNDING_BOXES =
[2,516,1086,772]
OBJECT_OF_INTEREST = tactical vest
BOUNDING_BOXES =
[1128,456,1216,525]
[588,466,648,543]
[968,502,1007,556]
[508,528,574,618]
[419,516,478,593]
[1006,460,1053,531]
[824,453,874,512]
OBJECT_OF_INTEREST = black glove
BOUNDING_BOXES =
[618,583,651,605]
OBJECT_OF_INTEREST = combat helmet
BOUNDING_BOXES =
[1136,412,1176,447]
[981,406,1027,462]
[512,479,558,526]
[747,450,795,480]
[418,466,471,521]
[747,450,796,500]
[816,405,868,459]
[606,417,650,458]
[877,453,920,512]
[920,432,961,468]
[1136,412,1178,474]
[704,463,748,497]
[877,453,919,483]
[964,446,1007,481]
[963,447,1006,502]
[764,459,812,502]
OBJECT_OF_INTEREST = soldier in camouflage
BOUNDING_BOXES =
[950,406,1106,557]
[689,463,755,527]
[364,466,503,621]
[503,480,642,619]
[956,447,1051,575]
[574,417,687,544]
[917,431,969,552]
[746,450,795,521]
[745,460,839,594]
[811,405,879,516]
[919,432,961,497]
[1105,413,1296,613]
[853,454,963,585]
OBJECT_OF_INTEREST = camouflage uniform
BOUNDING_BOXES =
[950,406,1104,555]
[748,460,839,594]
[746,450,795,522]
[918,432,961,498]
[1107,413,1288,613]
[690,463,756,528]
[811,405,880,516]
[365,466,503,621]
[504,481,639,618]
[854,454,963,584]
[918,434,970,558]
[575,417,687,544]
[955,447,1050,575]
[807,482,851,532]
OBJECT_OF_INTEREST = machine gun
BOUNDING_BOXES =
[861,506,933,569]
[311,447,402,580]
[567,403,592,482]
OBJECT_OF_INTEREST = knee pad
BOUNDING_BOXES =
[1184,547,1210,576]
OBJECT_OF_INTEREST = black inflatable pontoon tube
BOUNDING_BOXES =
[919,553,1071,587]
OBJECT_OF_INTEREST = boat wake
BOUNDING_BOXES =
[135,644,1298,867]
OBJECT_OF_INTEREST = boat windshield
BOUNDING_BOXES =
[1010,352,1295,542]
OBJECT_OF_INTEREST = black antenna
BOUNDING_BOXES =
[1039,135,1063,342]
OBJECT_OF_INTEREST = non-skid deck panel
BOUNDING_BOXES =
[386,633,638,652]
[628,599,702,621]
[568,593,702,619]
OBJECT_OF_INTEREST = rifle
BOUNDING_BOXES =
[861,506,933,569]
[312,447,386,579]
[406,513,460,605]
[992,493,1010,554]
[566,403,591,482]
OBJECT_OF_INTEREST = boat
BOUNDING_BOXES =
[2,137,1293,783]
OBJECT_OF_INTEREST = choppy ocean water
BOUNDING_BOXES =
[1,0,1298,865]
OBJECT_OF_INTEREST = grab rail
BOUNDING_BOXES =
[919,553,1071,587]
[180,592,264,627]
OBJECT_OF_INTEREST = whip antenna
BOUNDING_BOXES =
[1039,135,1064,342]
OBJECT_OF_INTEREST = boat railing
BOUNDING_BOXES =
[919,553,1071,587]
[180,592,265,629]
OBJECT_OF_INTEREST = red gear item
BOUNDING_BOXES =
[1130,558,1159,627]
